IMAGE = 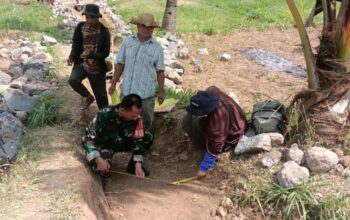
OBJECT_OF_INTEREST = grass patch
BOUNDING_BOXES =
[108,0,322,34]
[232,179,350,219]
[164,87,194,108]
[0,1,70,41]
[27,93,69,128]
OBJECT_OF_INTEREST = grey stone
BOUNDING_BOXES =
[177,40,185,48]
[0,71,12,85]
[31,52,53,64]
[21,46,33,56]
[20,54,29,64]
[0,112,24,143]
[305,147,339,173]
[14,111,28,122]
[23,58,49,72]
[10,76,27,89]
[175,68,184,76]
[166,35,177,42]
[22,82,49,95]
[234,134,272,154]
[7,65,23,79]
[340,156,350,167]
[156,37,169,47]
[333,148,344,157]
[164,78,176,89]
[0,48,10,58]
[178,47,189,59]
[2,139,20,162]
[11,48,23,60]
[216,207,227,217]
[267,133,284,146]
[261,150,282,168]
[285,143,305,165]
[40,35,58,46]
[334,164,344,173]
[0,147,8,165]
[3,88,35,112]
[198,48,209,56]
[277,161,309,188]
[221,197,233,209]
[166,70,183,85]
[25,68,44,81]
[220,53,231,61]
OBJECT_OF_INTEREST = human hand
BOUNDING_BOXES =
[95,157,110,172]
[67,57,73,66]
[108,83,116,95]
[157,90,165,105]
[135,162,145,179]
[196,170,207,179]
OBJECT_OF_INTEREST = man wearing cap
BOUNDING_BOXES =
[67,4,111,110]
[182,86,248,178]
[108,13,165,131]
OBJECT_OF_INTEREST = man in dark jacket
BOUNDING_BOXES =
[182,86,247,178]
[67,4,111,110]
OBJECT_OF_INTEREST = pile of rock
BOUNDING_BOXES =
[234,132,350,188]
[51,0,79,34]
[211,197,246,220]
[0,36,59,166]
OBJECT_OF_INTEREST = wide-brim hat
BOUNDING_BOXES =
[130,13,160,28]
[185,91,218,116]
[82,4,102,18]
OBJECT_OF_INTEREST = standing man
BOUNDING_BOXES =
[108,13,165,131]
[67,4,111,110]
[182,86,248,178]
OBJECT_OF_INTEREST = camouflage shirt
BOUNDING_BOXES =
[82,105,153,162]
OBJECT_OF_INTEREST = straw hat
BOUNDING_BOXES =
[130,13,160,28]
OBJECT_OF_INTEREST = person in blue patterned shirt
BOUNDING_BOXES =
[108,13,165,131]
[82,94,153,178]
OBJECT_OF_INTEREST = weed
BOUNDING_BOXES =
[27,93,69,128]
[164,87,194,109]
[285,102,315,144]
[232,179,350,220]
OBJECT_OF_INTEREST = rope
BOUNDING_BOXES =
[109,170,197,185]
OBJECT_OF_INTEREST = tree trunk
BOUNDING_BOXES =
[287,0,350,142]
[162,0,177,35]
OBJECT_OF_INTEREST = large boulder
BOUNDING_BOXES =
[3,88,35,112]
[285,143,305,165]
[0,112,24,143]
[305,147,339,173]
[23,58,49,72]
[0,146,8,165]
[0,71,12,85]
[31,52,53,64]
[277,161,309,188]
[261,150,282,168]
[234,134,272,154]
[40,35,58,46]
[2,139,20,162]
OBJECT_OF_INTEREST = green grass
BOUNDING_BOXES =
[0,0,70,41]
[108,0,322,34]
[164,87,194,108]
[27,93,69,128]
[232,179,350,220]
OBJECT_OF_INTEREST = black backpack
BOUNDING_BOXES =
[251,100,285,134]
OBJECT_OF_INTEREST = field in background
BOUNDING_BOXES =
[108,0,321,34]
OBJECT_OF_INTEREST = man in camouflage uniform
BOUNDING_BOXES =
[82,94,153,178]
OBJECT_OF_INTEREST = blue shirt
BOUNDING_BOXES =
[116,35,165,99]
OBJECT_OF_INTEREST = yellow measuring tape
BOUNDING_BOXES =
[109,170,197,185]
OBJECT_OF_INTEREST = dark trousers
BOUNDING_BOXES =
[68,64,108,109]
